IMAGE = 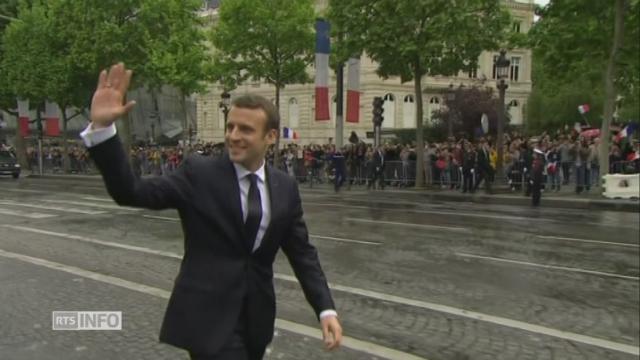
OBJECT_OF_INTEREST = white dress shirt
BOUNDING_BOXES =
[80,123,338,320]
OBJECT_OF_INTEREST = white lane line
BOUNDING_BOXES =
[273,275,640,357]
[3,188,45,194]
[139,215,381,246]
[311,235,381,246]
[81,196,114,203]
[456,253,640,281]
[4,225,637,356]
[142,214,181,222]
[304,202,555,223]
[42,199,140,212]
[346,218,470,233]
[536,235,640,248]
[0,200,106,215]
[0,208,57,219]
[1,225,182,259]
[0,249,425,360]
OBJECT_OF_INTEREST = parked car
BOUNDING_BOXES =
[0,150,21,179]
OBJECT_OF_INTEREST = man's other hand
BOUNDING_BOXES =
[320,315,342,351]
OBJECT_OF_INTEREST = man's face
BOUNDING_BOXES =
[225,107,276,169]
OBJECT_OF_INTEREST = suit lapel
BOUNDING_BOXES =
[260,164,281,250]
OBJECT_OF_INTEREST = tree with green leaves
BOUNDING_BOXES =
[211,0,316,167]
[528,0,639,180]
[2,0,209,166]
[329,0,512,187]
[139,0,208,147]
[431,85,502,140]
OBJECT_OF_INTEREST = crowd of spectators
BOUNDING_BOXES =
[4,127,639,195]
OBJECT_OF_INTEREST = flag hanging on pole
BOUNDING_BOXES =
[615,123,637,143]
[577,104,590,114]
[17,99,30,137]
[44,101,60,137]
[315,19,330,121]
[346,57,361,123]
[283,127,299,140]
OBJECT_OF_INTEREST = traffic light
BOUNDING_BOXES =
[372,96,384,126]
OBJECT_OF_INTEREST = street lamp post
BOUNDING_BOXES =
[219,91,231,135]
[495,50,510,177]
[446,83,455,138]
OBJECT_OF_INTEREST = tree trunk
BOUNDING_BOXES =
[119,93,133,157]
[598,0,626,188]
[180,92,191,155]
[61,107,70,173]
[13,126,29,169]
[273,85,281,168]
[414,62,425,188]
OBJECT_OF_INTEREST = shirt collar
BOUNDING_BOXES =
[233,160,266,183]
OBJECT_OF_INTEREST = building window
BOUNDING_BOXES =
[288,98,299,128]
[403,95,415,128]
[512,22,521,33]
[492,55,498,79]
[510,57,520,82]
[382,93,395,129]
[509,100,519,107]
[468,67,478,79]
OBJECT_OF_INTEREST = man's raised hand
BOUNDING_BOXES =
[90,63,136,129]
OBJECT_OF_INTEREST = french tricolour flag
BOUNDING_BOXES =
[315,19,330,121]
[615,123,637,142]
[346,57,360,123]
[283,127,298,140]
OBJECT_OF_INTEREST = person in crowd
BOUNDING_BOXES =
[531,148,545,206]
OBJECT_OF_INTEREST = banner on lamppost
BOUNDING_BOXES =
[17,99,30,137]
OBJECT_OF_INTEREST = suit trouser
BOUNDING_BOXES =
[189,304,266,360]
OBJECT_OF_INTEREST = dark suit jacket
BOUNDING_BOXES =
[89,136,335,354]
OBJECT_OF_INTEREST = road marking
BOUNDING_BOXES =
[0,200,106,215]
[139,216,381,246]
[304,202,556,223]
[311,235,381,246]
[4,225,637,355]
[456,253,640,281]
[42,199,141,211]
[273,275,640,357]
[0,208,57,219]
[142,214,181,222]
[1,225,182,259]
[3,188,45,194]
[81,196,114,203]
[0,249,426,360]
[345,218,470,233]
[536,235,640,248]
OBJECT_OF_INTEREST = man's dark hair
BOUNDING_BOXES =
[231,94,280,134]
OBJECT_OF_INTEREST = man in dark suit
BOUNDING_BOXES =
[81,63,342,360]
[367,146,385,190]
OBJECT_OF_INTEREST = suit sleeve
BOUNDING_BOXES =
[88,135,192,210]
[280,181,336,319]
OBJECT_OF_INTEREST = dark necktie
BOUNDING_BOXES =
[244,174,262,252]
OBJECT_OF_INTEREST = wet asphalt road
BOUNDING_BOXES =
[0,175,638,360]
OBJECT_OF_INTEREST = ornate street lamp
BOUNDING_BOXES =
[446,83,456,138]
[219,90,231,132]
[495,50,510,177]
